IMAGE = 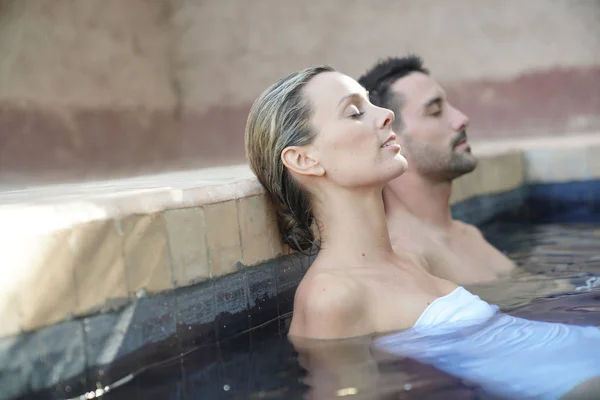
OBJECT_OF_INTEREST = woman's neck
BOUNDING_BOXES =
[314,187,394,264]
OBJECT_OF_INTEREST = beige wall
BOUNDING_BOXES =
[0,0,598,183]
[3,0,598,110]
[0,0,175,109]
[175,0,600,111]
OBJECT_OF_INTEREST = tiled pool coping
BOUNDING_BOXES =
[1,133,600,398]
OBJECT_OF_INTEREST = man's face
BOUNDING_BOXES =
[390,72,477,181]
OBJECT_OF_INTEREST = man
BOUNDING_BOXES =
[358,56,515,285]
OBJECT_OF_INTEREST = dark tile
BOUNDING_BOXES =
[132,358,185,400]
[136,294,178,347]
[84,313,119,368]
[0,334,32,400]
[218,332,251,399]
[527,183,558,221]
[278,314,293,336]
[304,245,319,273]
[182,343,219,375]
[248,323,296,397]
[552,180,592,204]
[524,180,600,224]
[451,201,470,223]
[246,262,278,328]
[176,280,217,351]
[28,320,86,396]
[455,188,527,227]
[134,294,180,365]
[183,346,222,400]
[214,272,250,341]
[475,195,495,225]
[84,306,139,388]
[275,255,305,316]
[91,294,179,387]
[589,180,600,208]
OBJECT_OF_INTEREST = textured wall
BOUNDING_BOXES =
[174,0,600,110]
[0,0,175,108]
[1,0,599,184]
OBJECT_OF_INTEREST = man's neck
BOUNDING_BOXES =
[383,171,454,229]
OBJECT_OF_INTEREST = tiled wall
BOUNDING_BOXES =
[2,134,600,339]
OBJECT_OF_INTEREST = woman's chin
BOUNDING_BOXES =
[393,154,409,175]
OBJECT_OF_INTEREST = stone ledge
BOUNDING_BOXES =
[1,133,599,338]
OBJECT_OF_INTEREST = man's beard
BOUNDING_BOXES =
[404,131,477,181]
[447,130,477,179]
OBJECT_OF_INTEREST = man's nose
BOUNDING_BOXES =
[451,105,470,131]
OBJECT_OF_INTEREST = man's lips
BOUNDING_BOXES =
[455,138,467,147]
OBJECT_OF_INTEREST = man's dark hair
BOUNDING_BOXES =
[358,55,429,131]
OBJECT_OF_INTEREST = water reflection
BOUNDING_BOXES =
[293,292,600,400]
[49,222,600,399]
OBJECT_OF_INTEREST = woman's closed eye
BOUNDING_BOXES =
[348,105,364,119]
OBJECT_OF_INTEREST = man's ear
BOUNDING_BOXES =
[281,146,325,177]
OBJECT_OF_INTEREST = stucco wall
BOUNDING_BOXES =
[174,0,600,110]
[1,0,599,184]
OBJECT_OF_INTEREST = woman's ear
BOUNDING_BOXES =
[282,146,325,177]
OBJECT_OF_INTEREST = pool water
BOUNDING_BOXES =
[56,215,600,400]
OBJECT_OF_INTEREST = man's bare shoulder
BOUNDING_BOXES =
[452,219,516,274]
[453,219,485,237]
[291,269,369,339]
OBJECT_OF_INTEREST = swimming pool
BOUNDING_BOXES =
[14,180,600,400]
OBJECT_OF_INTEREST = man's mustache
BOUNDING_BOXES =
[452,130,468,147]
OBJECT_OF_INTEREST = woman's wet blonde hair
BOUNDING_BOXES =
[245,65,334,253]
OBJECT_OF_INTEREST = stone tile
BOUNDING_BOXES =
[12,229,78,332]
[0,295,20,338]
[449,176,469,205]
[238,194,282,267]
[121,214,173,295]
[452,163,484,202]
[164,207,209,287]
[452,150,525,205]
[479,152,524,194]
[524,147,589,183]
[203,200,243,277]
[72,220,127,315]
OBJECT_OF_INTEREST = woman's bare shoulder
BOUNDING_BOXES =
[291,268,370,339]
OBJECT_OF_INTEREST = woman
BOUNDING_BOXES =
[245,65,456,339]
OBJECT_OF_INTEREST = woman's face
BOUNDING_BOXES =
[303,71,408,189]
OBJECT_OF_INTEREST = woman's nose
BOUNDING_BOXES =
[379,108,395,129]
